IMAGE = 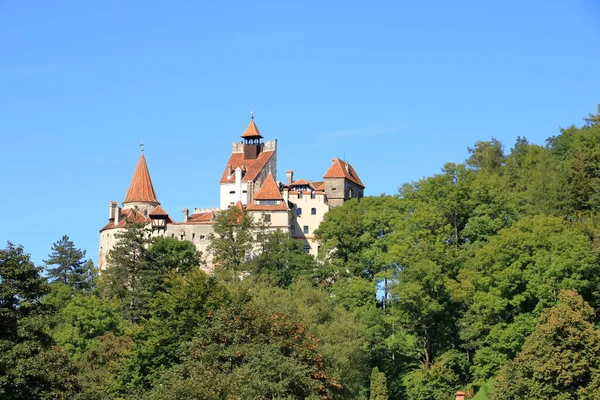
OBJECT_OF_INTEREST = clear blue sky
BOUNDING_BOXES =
[1,1,599,267]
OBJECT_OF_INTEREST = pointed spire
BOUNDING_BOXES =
[123,154,159,204]
[241,120,263,139]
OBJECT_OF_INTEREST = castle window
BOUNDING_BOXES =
[296,208,302,216]
[332,187,337,191]
[229,190,235,194]
[303,225,309,234]
[291,225,295,234]
[303,244,311,253]
[311,191,315,199]
[264,214,271,223]
[192,233,195,240]
[200,235,206,240]
[311,208,316,215]
[297,192,302,199]
[349,188,353,197]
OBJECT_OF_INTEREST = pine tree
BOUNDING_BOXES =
[370,366,388,400]
[103,220,150,324]
[44,235,88,289]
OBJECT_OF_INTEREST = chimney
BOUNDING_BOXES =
[227,165,232,179]
[455,391,466,400]
[109,201,117,221]
[345,162,349,173]
[183,208,189,223]
[114,206,120,225]
[286,170,293,185]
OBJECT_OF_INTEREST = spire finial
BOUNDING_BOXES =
[140,141,144,154]
[250,109,254,120]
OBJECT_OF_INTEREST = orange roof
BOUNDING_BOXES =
[253,174,283,200]
[323,158,365,188]
[182,211,217,224]
[123,154,159,204]
[220,150,275,184]
[240,120,263,139]
[290,179,309,186]
[149,205,168,216]
[100,208,150,231]
[311,181,325,191]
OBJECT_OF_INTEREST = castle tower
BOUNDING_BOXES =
[122,153,160,216]
[220,116,277,209]
[323,158,365,207]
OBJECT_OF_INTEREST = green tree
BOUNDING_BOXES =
[0,242,79,399]
[102,220,151,324]
[209,206,255,272]
[44,234,91,290]
[370,366,388,400]
[248,229,316,287]
[491,290,600,399]
[454,215,600,383]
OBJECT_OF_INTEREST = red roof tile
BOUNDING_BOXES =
[323,158,365,188]
[220,150,275,184]
[290,179,309,186]
[240,120,263,139]
[100,208,150,231]
[124,154,159,204]
[149,205,168,216]
[252,174,282,200]
[184,211,217,224]
[311,181,325,191]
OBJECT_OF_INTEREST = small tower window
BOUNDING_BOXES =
[303,244,311,253]
[296,208,302,216]
[290,225,295,234]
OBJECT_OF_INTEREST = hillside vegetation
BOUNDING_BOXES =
[3,107,600,399]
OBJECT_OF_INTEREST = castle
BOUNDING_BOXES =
[99,117,365,270]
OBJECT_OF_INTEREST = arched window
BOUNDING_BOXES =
[311,208,316,215]
[296,208,302,216]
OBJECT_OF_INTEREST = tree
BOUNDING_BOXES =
[208,206,255,272]
[0,242,79,398]
[248,229,316,287]
[370,366,388,400]
[454,215,600,383]
[44,234,89,290]
[491,290,600,399]
[102,220,151,324]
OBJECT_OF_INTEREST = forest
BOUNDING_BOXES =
[3,107,600,399]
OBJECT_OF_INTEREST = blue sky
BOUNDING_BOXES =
[1,1,599,267]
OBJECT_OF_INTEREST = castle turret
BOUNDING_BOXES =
[241,118,264,160]
[323,158,365,207]
[122,153,160,216]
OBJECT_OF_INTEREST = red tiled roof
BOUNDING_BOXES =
[100,208,150,231]
[253,174,283,200]
[183,211,217,224]
[149,205,168,216]
[220,150,275,184]
[323,158,365,188]
[240,120,263,139]
[311,181,325,191]
[290,179,309,186]
[124,154,159,204]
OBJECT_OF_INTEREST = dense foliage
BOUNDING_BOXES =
[3,107,600,399]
